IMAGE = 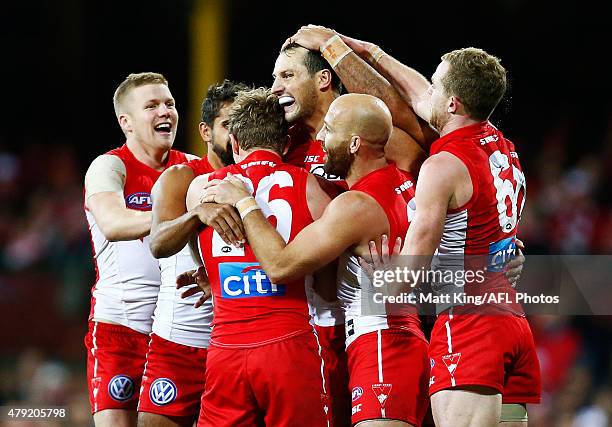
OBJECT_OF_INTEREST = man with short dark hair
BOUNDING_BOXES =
[137,80,249,427]
[186,88,331,427]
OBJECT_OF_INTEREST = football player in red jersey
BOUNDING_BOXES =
[201,93,430,427]
[271,36,433,427]
[84,73,190,427]
[336,41,541,427]
[136,80,249,427]
[185,88,332,427]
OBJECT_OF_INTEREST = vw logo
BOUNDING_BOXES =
[150,378,177,406]
[108,375,134,402]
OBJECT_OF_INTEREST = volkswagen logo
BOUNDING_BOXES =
[108,375,134,402]
[150,378,177,406]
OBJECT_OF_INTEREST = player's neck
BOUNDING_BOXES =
[207,152,224,170]
[303,96,334,140]
[346,156,388,188]
[439,115,483,137]
[126,138,169,170]
[236,147,281,163]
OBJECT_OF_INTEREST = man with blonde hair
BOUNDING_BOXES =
[84,72,191,427]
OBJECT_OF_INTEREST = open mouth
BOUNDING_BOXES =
[278,95,295,108]
[154,122,172,135]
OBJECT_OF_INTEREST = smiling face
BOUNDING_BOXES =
[119,83,178,150]
[271,47,320,125]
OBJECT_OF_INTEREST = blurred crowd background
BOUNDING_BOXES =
[1,1,610,426]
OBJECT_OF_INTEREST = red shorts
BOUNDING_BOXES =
[137,334,207,418]
[84,321,149,413]
[315,324,350,427]
[347,329,430,426]
[429,313,541,403]
[198,331,329,427]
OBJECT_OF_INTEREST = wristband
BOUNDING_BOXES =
[320,35,352,68]
[235,196,255,209]
[239,204,261,220]
[366,44,386,65]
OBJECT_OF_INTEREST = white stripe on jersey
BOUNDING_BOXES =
[338,252,390,348]
[152,244,213,348]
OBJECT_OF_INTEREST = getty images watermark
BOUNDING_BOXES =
[370,265,559,306]
[356,254,612,316]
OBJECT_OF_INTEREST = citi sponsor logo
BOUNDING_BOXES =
[219,262,285,298]
[488,237,516,272]
[126,192,152,210]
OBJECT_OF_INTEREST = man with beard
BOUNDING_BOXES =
[201,93,430,427]
[137,80,249,427]
[186,88,331,427]
[271,41,432,427]
[329,37,541,427]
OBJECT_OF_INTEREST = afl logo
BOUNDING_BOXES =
[150,378,177,406]
[108,375,134,402]
[352,386,363,402]
[126,192,152,210]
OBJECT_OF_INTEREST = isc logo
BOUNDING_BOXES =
[488,237,516,272]
[218,262,285,298]
[126,192,152,210]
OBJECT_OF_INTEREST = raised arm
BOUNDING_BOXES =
[85,154,151,241]
[289,25,432,148]
[340,33,433,123]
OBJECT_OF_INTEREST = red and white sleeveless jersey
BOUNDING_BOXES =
[198,150,315,348]
[85,144,188,334]
[337,164,424,347]
[184,156,214,176]
[430,121,527,313]
[153,156,215,348]
[285,124,346,328]
[286,124,342,182]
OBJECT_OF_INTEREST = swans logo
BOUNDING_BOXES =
[150,378,177,406]
[108,375,134,402]
[126,192,152,210]
[219,262,285,298]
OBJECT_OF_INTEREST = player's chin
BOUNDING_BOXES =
[155,131,175,143]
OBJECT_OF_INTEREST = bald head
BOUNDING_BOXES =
[327,94,393,150]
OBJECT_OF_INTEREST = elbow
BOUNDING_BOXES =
[148,239,165,259]
[148,231,172,259]
[265,262,295,284]
[99,224,122,242]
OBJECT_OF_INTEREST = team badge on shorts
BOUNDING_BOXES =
[150,378,177,406]
[352,386,363,402]
[108,375,134,402]
[442,352,462,375]
[371,383,393,408]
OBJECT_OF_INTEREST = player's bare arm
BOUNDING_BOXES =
[288,25,429,147]
[202,174,384,283]
[401,152,471,264]
[338,33,432,123]
[149,164,244,258]
[85,154,151,241]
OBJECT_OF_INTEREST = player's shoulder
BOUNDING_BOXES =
[330,190,380,216]
[86,153,126,174]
